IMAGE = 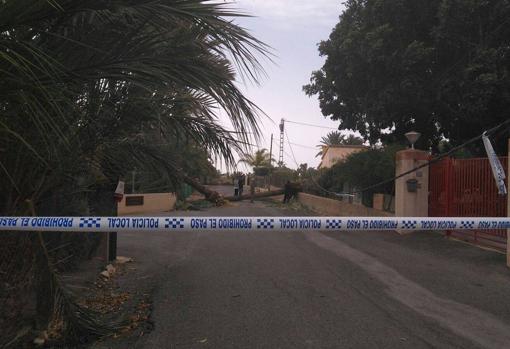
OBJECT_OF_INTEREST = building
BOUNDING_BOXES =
[318,145,368,169]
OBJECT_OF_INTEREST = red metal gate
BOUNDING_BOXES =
[429,157,508,251]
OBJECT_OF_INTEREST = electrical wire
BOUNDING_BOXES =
[351,118,510,195]
[285,130,299,167]
[285,120,340,131]
[284,129,354,197]
[285,118,510,197]
[289,142,318,150]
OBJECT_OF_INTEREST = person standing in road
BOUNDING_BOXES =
[283,180,291,203]
[233,177,239,196]
[238,175,244,196]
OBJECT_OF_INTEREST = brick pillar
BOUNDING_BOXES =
[395,149,429,234]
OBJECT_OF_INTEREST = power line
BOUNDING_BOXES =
[285,120,340,131]
[282,150,294,164]
[284,130,299,167]
[285,118,510,198]
[285,129,353,197]
[289,142,318,150]
[351,118,510,195]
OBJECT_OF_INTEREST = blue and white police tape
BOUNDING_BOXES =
[0,217,510,233]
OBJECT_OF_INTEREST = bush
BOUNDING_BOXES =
[317,145,404,206]
[271,167,298,188]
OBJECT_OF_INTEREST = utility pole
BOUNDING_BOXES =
[268,133,273,190]
[279,119,285,166]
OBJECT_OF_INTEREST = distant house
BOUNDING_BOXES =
[318,145,368,169]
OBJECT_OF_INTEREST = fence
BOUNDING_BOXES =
[429,157,508,251]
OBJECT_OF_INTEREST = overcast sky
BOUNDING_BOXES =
[218,0,347,171]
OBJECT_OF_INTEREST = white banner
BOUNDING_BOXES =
[482,133,507,196]
[1,216,510,233]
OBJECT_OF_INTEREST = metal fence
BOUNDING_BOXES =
[429,157,508,250]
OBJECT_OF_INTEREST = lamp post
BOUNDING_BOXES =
[405,131,421,149]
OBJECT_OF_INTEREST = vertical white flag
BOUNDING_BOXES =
[482,133,507,196]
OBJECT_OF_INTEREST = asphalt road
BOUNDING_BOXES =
[94,197,510,349]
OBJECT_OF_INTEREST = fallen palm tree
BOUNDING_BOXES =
[224,189,285,202]
[181,174,224,204]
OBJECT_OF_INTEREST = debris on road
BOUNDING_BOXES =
[116,256,133,264]
[32,331,48,346]
[100,264,118,279]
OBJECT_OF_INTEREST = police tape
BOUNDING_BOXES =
[1,217,510,233]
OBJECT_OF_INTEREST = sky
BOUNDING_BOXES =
[218,0,347,171]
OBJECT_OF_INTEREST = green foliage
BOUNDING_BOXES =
[253,167,270,176]
[239,148,273,168]
[239,148,274,177]
[296,164,321,194]
[305,0,510,154]
[0,0,267,344]
[271,166,299,188]
[437,139,474,159]
[317,145,404,204]
[0,0,268,216]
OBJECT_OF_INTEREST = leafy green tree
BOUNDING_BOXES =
[271,166,298,188]
[297,163,309,178]
[318,145,404,205]
[304,0,510,154]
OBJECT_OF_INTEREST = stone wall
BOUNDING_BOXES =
[297,192,393,217]
[118,193,177,215]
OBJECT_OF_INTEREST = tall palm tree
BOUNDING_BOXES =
[316,131,364,157]
[0,0,269,345]
[1,0,270,215]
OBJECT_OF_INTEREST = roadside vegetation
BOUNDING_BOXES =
[315,145,403,206]
[304,0,510,154]
[0,0,267,346]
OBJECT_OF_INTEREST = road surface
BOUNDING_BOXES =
[94,198,510,349]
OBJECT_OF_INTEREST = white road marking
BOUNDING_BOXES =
[305,231,510,349]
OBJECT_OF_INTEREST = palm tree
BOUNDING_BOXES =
[316,131,364,157]
[0,0,269,345]
[1,0,270,216]
[297,163,309,178]
[239,149,273,168]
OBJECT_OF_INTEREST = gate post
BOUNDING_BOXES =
[395,149,429,234]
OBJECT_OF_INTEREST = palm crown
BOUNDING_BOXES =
[316,131,364,157]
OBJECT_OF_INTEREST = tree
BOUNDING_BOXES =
[316,131,364,157]
[239,149,273,168]
[0,0,268,344]
[304,0,510,154]
[1,0,270,215]
[297,163,309,178]
[318,144,404,206]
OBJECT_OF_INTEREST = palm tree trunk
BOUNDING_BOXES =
[223,189,284,201]
[180,172,223,203]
